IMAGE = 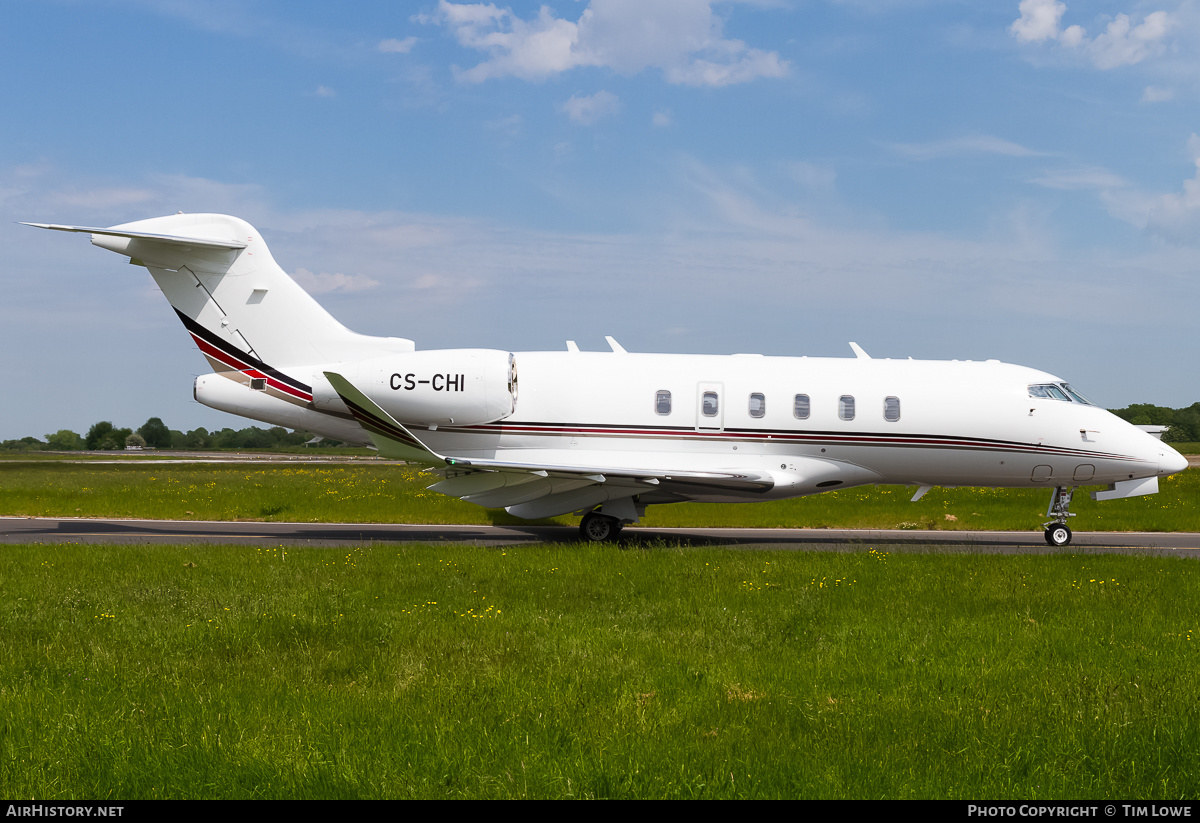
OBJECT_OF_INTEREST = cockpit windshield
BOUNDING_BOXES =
[1028,383,1095,405]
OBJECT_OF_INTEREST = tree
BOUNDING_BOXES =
[137,417,171,449]
[185,428,210,449]
[45,429,84,450]
[1,437,44,451]
[85,421,114,451]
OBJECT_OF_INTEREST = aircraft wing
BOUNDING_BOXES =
[324,371,775,517]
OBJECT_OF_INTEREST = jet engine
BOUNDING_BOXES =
[313,349,517,428]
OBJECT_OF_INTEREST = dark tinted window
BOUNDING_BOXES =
[749,393,765,418]
[839,395,855,421]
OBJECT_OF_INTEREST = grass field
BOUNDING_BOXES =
[2,542,1199,799]
[0,458,1196,533]
[3,456,1196,798]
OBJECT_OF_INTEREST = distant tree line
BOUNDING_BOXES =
[1109,403,1200,443]
[1,417,349,452]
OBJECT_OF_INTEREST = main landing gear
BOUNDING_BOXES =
[579,510,623,543]
[1043,486,1076,547]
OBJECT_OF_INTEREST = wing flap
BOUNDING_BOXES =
[506,486,626,520]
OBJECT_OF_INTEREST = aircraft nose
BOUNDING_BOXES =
[1160,444,1190,476]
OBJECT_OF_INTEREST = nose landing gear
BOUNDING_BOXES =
[1043,486,1076,546]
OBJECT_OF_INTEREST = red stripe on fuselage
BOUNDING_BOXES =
[450,421,1136,462]
[189,333,312,402]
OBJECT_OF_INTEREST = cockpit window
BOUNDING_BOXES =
[1061,384,1095,405]
[1028,383,1095,405]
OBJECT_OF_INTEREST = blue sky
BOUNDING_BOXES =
[3,0,1199,439]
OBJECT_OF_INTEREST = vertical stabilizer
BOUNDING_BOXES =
[94,213,412,368]
[26,214,414,407]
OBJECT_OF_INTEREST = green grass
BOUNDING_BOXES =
[1,460,1196,533]
[1,542,1198,798]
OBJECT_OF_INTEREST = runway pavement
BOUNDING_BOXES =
[3,516,1199,556]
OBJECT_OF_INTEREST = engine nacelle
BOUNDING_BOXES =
[314,349,517,427]
[194,374,369,444]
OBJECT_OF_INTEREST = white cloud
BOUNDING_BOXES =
[42,186,160,211]
[785,161,837,194]
[652,110,673,128]
[1011,0,1067,42]
[1089,11,1172,69]
[1010,2,1173,69]
[561,90,620,125]
[291,268,379,294]
[1141,85,1174,102]
[423,0,788,86]
[1029,166,1129,191]
[315,85,336,98]
[484,113,524,137]
[379,36,418,54]
[1026,137,1200,246]
[889,135,1046,160]
[1145,134,1200,245]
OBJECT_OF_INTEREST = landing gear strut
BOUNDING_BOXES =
[579,510,623,543]
[1043,486,1076,546]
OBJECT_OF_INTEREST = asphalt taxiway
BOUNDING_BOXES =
[2,516,1198,556]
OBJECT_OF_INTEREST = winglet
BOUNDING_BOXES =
[324,371,450,464]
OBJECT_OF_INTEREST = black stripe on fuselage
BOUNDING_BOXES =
[173,308,312,396]
[438,420,1138,462]
[337,395,427,451]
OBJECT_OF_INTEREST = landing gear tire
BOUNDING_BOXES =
[1043,486,1077,547]
[1045,524,1072,547]
[580,511,622,543]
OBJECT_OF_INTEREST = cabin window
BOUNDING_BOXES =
[839,395,855,421]
[793,394,810,419]
[702,391,719,417]
[884,396,900,422]
[655,390,672,415]
[749,393,765,418]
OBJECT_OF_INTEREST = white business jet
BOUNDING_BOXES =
[25,213,1188,545]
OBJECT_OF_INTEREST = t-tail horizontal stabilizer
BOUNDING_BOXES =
[323,371,448,465]
[19,222,248,251]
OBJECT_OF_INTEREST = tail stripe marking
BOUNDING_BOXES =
[173,308,313,402]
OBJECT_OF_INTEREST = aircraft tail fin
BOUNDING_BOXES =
[26,214,413,382]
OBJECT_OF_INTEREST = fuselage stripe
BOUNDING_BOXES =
[441,421,1141,462]
[174,308,313,401]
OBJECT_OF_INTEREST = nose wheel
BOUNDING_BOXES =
[1043,486,1076,546]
